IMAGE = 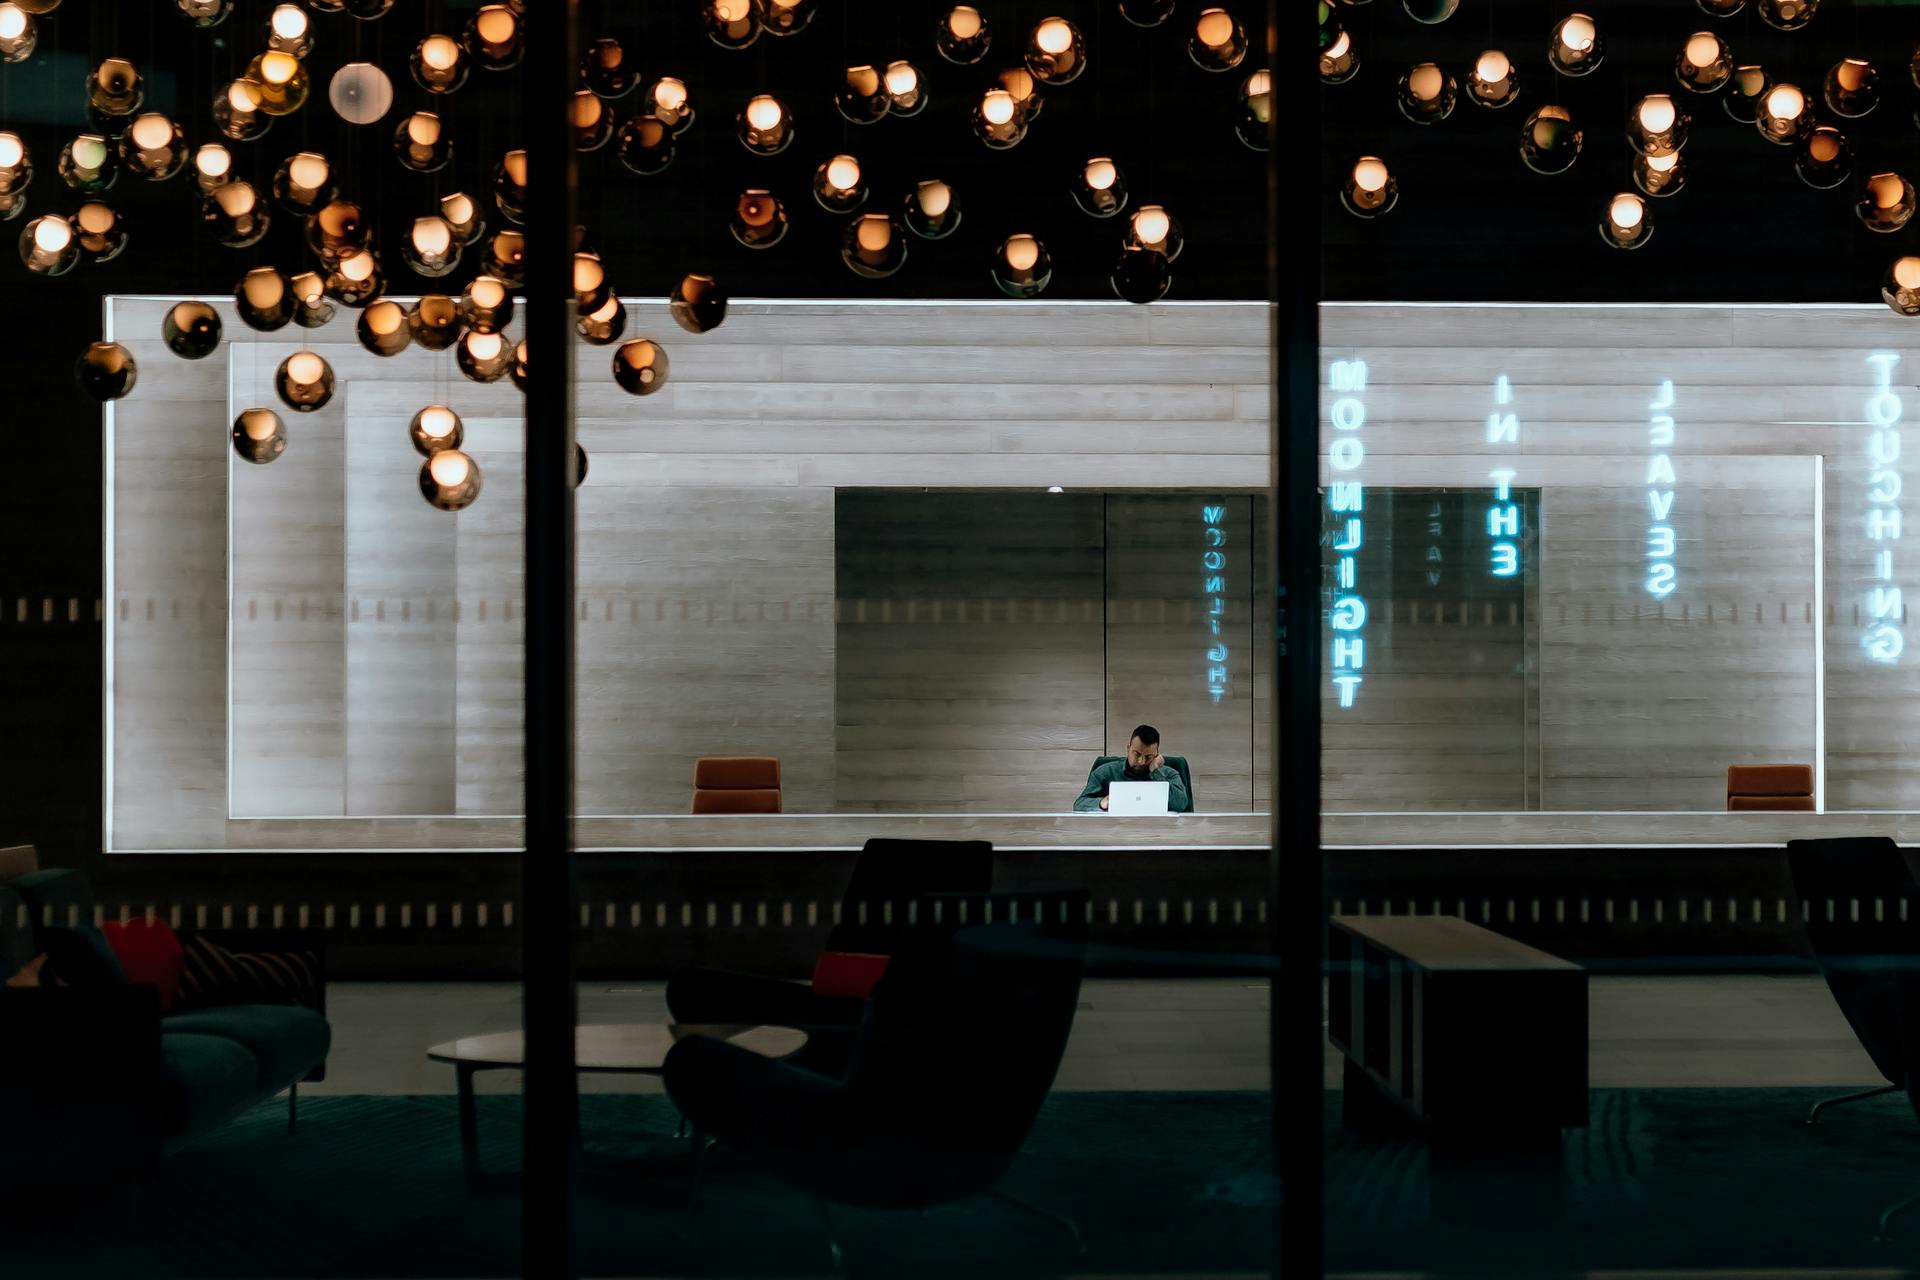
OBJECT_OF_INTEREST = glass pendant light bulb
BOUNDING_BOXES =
[812,154,866,213]
[617,115,675,174]
[409,295,461,350]
[1795,125,1852,190]
[394,110,452,172]
[738,94,793,154]
[577,294,627,345]
[324,247,383,306]
[193,143,231,192]
[412,35,468,93]
[1628,94,1687,157]
[572,252,611,314]
[1111,245,1172,305]
[59,133,116,192]
[765,0,815,35]
[246,51,310,116]
[202,180,270,247]
[1341,156,1398,216]
[121,113,186,180]
[307,198,368,262]
[215,77,272,140]
[483,228,526,285]
[1119,0,1176,26]
[973,89,1025,148]
[441,191,485,245]
[276,350,335,412]
[72,199,125,261]
[458,330,512,383]
[272,150,335,213]
[89,57,143,118]
[1125,204,1184,261]
[841,213,907,278]
[612,339,670,395]
[235,266,294,330]
[705,0,763,50]
[1724,65,1768,123]
[404,214,459,277]
[162,300,222,359]
[1757,0,1818,31]
[903,179,961,239]
[1632,149,1688,198]
[730,188,788,248]
[1467,50,1518,108]
[991,233,1052,297]
[19,213,76,274]
[492,148,527,222]
[290,269,335,328]
[1884,256,1920,317]
[581,37,637,98]
[1396,62,1457,124]
[1825,58,1880,119]
[409,405,463,457]
[1859,172,1916,233]
[937,5,991,64]
[1755,82,1809,144]
[835,65,890,124]
[267,4,311,56]
[77,341,138,402]
[647,78,694,134]
[0,131,30,195]
[884,61,926,116]
[464,4,523,70]
[329,60,393,123]
[571,91,613,151]
[1518,104,1583,174]
[1675,32,1731,94]
[420,449,482,511]
[357,299,412,357]
[232,408,287,464]
[461,274,513,333]
[1548,13,1603,77]
[1026,17,1086,86]
[671,273,727,333]
[0,4,36,62]
[1319,28,1358,84]
[1189,8,1247,72]
[1599,191,1651,249]
[1073,157,1128,217]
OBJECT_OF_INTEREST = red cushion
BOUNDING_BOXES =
[811,951,890,1000]
[101,918,185,1012]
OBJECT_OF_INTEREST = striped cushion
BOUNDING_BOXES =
[173,934,319,1013]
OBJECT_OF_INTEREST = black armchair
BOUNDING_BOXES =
[665,893,1090,1268]
[1785,836,1915,1124]
[665,837,992,1074]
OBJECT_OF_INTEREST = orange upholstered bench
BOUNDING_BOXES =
[692,756,782,814]
[1727,764,1814,812]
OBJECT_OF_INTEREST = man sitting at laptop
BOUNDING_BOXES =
[1073,724,1192,813]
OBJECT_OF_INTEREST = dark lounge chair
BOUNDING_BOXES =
[664,895,1090,1268]
[1785,836,1914,1125]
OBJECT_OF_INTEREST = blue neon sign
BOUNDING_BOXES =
[1866,352,1905,664]
[1327,358,1368,709]
[1487,374,1520,579]
[1202,501,1229,703]
[1645,380,1677,598]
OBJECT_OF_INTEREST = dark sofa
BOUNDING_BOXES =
[0,859,330,1190]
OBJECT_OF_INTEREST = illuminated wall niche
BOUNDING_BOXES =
[1327,358,1368,709]
[1202,500,1229,702]
[1645,379,1678,598]
[1486,373,1521,579]
[1865,351,1906,663]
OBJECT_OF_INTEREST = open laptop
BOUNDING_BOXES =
[1107,780,1171,815]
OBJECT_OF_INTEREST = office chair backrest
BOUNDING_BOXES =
[691,756,782,814]
[828,838,993,954]
[1094,754,1194,810]
[1788,836,1914,957]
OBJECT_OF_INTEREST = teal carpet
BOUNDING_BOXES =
[9,1089,1920,1276]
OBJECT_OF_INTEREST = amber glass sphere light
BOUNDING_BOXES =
[1341,156,1397,217]
[276,350,334,412]
[441,191,484,245]
[904,179,961,238]
[273,150,334,213]
[732,188,787,248]
[577,295,626,345]
[671,273,727,334]
[1467,51,1517,108]
[1724,65,1768,123]
[581,37,637,98]
[1519,105,1582,174]
[885,61,927,116]
[325,247,382,306]
[1884,256,1920,317]
[357,299,412,357]
[464,4,523,69]
[493,148,527,221]
[214,78,270,140]
[1758,0,1818,31]
[420,450,482,512]
[307,198,368,262]
[457,330,512,383]
[0,4,37,62]
[77,341,138,401]
[59,134,115,192]
[290,270,334,328]
[738,94,792,155]
[409,294,461,349]
[203,180,270,247]
[766,0,814,35]
[1599,192,1651,249]
[705,0,762,50]
[410,405,463,457]
[1699,0,1746,13]
[1235,69,1272,150]
[647,78,695,134]
[0,131,28,195]
[937,6,991,64]
[1633,150,1688,198]
[193,143,231,192]
[266,4,311,56]
[842,213,907,279]
[1397,63,1457,124]
[1859,172,1916,233]
[89,57,143,118]
[612,338,670,394]
[461,275,513,333]
[19,213,75,274]
[395,111,452,172]
[1126,204,1184,261]
[991,233,1052,298]
[236,266,294,330]
[1826,59,1879,119]
[973,89,1025,148]
[118,113,184,181]
[1629,95,1687,157]
[161,301,221,358]
[571,91,612,152]
[1190,8,1246,72]
[1548,14,1603,77]
[404,214,459,278]
[618,116,675,174]
[1675,32,1731,94]
[232,408,287,464]
[1027,17,1086,85]
[836,65,890,124]
[1111,245,1172,304]
[812,154,866,213]
[412,36,468,94]
[246,51,310,117]
[1756,82,1809,144]
[1796,126,1851,189]
[1319,29,1357,84]
[1073,157,1128,217]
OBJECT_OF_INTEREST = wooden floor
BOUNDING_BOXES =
[304,974,1880,1097]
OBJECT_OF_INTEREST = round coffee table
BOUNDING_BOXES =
[428,1023,807,1188]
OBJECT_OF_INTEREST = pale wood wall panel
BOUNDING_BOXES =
[452,414,525,817]
[227,340,346,817]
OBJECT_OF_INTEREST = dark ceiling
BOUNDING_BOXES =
[0,0,1270,311]
[1324,0,1920,302]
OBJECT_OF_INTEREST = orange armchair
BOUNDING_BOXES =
[1727,764,1814,812]
[692,756,783,814]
